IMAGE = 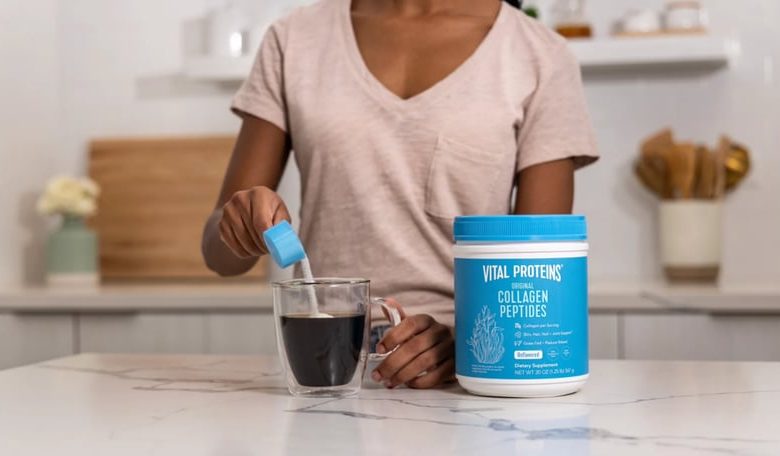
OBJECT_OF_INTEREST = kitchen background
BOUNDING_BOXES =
[0,0,778,368]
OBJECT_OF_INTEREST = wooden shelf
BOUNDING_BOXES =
[181,36,740,82]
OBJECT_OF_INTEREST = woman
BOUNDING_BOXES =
[202,0,598,389]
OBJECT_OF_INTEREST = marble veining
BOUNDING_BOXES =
[38,357,285,394]
[287,396,777,455]
[1,354,779,456]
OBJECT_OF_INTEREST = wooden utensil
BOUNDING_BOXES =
[635,156,666,197]
[640,128,674,160]
[638,128,676,199]
[650,154,673,199]
[664,142,697,199]
[713,137,729,199]
[694,146,717,199]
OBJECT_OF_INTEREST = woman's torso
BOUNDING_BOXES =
[238,0,593,323]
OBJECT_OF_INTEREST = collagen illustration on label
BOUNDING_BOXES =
[455,257,588,380]
[466,306,505,364]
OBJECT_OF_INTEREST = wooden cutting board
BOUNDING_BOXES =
[89,136,267,282]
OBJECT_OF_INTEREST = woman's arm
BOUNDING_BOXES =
[514,158,574,214]
[202,115,292,276]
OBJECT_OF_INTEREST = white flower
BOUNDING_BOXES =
[72,198,96,217]
[79,177,100,197]
[36,175,101,217]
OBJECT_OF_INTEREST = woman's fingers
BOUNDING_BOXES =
[220,186,290,257]
[387,337,454,387]
[237,194,265,253]
[270,197,291,225]
[221,206,260,257]
[407,358,456,390]
[373,323,449,384]
[218,217,252,258]
[376,314,434,354]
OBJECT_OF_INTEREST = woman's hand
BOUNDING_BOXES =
[372,302,455,389]
[218,186,291,258]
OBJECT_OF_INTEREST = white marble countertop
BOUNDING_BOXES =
[1,354,779,455]
[1,283,779,314]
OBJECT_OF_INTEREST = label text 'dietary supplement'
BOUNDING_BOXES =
[454,215,589,398]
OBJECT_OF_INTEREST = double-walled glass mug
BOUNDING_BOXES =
[272,278,401,397]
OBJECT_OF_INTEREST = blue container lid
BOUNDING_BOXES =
[262,220,306,268]
[454,215,587,242]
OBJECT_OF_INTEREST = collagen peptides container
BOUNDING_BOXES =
[453,215,589,398]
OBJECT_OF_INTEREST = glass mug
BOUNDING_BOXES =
[272,278,401,397]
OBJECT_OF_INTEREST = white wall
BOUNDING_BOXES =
[0,0,305,286]
[0,0,777,288]
[564,0,780,286]
[0,0,61,286]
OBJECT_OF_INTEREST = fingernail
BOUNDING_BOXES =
[384,381,394,389]
[376,344,386,354]
[371,371,382,382]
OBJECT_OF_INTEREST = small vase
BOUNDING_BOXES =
[46,215,99,287]
[659,200,722,282]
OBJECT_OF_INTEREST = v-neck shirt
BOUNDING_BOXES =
[341,0,508,107]
[232,0,598,325]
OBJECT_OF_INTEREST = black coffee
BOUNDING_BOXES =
[280,313,365,387]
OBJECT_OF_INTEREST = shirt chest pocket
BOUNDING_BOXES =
[425,135,506,219]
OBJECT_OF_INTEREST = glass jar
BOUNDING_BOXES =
[552,0,593,39]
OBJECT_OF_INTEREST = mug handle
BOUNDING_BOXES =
[368,297,402,361]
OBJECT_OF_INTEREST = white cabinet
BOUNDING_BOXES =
[0,314,74,369]
[4,309,780,369]
[622,314,780,361]
[589,314,619,359]
[79,314,208,354]
[206,313,277,355]
[78,312,278,356]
